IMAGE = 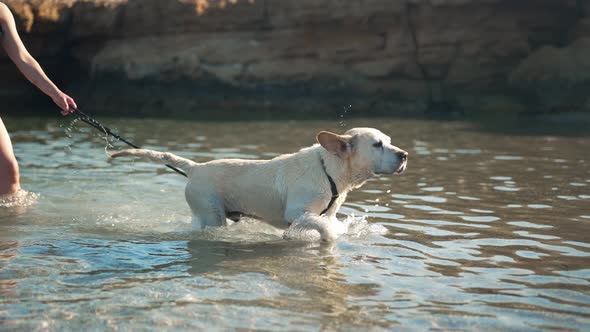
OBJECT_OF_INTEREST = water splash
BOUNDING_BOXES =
[77,210,388,243]
[341,214,388,238]
[102,134,115,157]
[200,218,284,242]
[338,104,352,127]
[61,117,79,139]
[0,189,39,208]
[60,117,81,153]
[61,115,114,156]
[283,214,387,242]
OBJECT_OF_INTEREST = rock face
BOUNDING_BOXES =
[0,0,587,116]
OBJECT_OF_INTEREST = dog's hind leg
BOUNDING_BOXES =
[191,212,226,230]
[189,202,227,230]
[186,184,226,230]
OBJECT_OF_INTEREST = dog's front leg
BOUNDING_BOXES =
[284,209,338,242]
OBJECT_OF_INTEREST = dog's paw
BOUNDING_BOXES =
[284,213,341,242]
[283,224,321,241]
[320,229,337,242]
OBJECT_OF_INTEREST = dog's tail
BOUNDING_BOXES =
[109,149,198,174]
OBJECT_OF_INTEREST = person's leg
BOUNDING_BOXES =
[0,116,20,195]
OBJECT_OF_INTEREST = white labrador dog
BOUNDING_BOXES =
[110,127,408,241]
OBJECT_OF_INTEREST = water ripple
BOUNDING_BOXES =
[1,116,589,331]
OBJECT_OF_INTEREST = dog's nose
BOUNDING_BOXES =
[398,151,408,161]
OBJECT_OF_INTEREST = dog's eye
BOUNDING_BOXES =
[373,141,383,148]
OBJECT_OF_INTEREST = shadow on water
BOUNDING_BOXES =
[0,236,388,330]
[184,239,387,329]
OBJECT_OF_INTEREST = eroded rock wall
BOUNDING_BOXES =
[0,0,585,116]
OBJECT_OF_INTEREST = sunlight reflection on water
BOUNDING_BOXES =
[1,116,589,331]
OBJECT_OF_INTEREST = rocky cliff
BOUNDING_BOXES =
[0,0,587,117]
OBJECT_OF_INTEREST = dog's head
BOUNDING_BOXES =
[317,127,408,177]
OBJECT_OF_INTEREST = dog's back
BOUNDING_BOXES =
[188,145,325,226]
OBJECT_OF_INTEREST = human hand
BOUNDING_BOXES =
[52,91,77,115]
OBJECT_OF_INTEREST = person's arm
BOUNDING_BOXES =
[0,2,76,115]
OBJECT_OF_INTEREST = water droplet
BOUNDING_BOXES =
[338,104,352,127]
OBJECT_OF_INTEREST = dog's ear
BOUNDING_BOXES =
[317,131,352,158]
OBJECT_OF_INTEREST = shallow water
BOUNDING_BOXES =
[1,115,589,331]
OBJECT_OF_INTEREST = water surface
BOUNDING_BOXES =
[1,115,589,331]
